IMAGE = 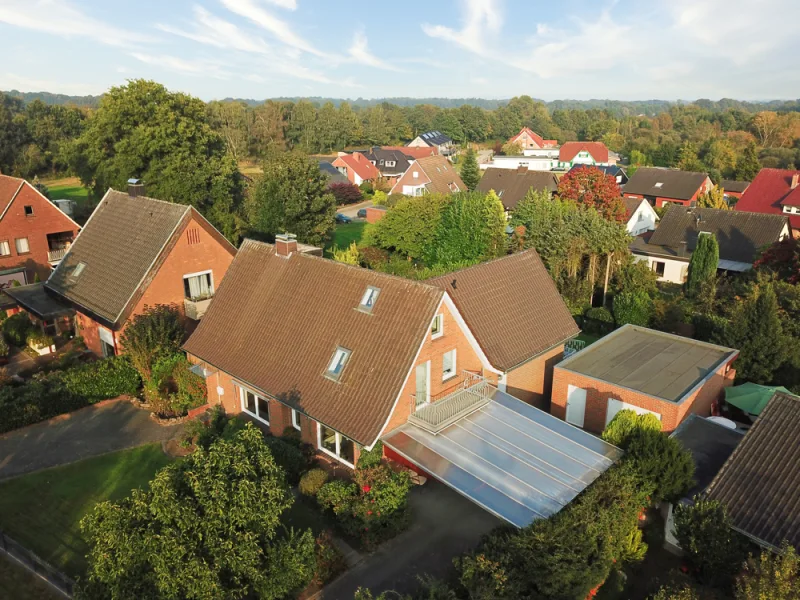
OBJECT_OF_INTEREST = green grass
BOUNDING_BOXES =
[326,222,366,255]
[46,183,89,208]
[0,554,62,600]
[575,332,603,347]
[0,444,173,578]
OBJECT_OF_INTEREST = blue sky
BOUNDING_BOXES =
[1,0,799,101]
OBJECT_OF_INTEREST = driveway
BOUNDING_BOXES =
[320,480,502,599]
[0,399,184,480]
[336,200,371,219]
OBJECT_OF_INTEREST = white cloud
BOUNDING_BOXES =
[348,31,401,71]
[220,0,326,57]
[422,0,502,53]
[262,0,298,9]
[0,72,105,95]
[157,6,272,54]
[130,53,231,79]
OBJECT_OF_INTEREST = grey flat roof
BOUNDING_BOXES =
[5,283,73,319]
[383,387,622,528]
[559,325,737,403]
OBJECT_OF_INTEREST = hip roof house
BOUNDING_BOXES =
[183,242,613,527]
[623,167,712,208]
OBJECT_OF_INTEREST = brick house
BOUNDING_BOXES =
[331,152,380,186]
[508,127,557,150]
[389,155,465,196]
[12,185,238,357]
[0,174,80,285]
[623,167,712,208]
[558,142,615,168]
[184,241,614,527]
[552,325,738,434]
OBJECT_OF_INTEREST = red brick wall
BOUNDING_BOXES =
[390,162,431,194]
[74,310,119,356]
[365,206,386,223]
[551,360,736,434]
[624,178,712,209]
[0,182,79,282]
[505,344,565,410]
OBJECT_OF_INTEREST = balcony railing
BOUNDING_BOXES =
[408,371,493,434]
[184,296,213,320]
[47,248,69,263]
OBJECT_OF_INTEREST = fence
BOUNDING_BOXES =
[0,530,74,598]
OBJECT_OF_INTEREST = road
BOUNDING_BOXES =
[336,200,372,219]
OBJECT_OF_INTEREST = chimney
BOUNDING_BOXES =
[792,174,799,190]
[275,233,298,258]
[127,178,145,198]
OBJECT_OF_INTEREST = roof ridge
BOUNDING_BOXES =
[107,188,192,213]
[427,249,536,282]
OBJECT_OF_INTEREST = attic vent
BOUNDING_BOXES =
[359,286,380,312]
[71,261,86,279]
[186,228,201,245]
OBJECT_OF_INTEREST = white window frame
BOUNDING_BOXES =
[240,386,270,425]
[431,313,444,339]
[317,422,355,468]
[0,240,9,256]
[183,269,214,301]
[14,237,29,254]
[442,349,457,381]
[359,286,380,312]
[292,409,302,431]
[325,347,351,381]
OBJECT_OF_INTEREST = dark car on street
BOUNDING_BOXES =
[335,213,353,224]
[357,208,367,218]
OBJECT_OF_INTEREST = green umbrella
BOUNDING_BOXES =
[725,383,793,416]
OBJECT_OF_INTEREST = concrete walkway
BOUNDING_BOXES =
[0,399,184,480]
[319,480,501,599]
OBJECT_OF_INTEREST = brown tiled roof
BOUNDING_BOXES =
[705,392,800,549]
[47,189,234,326]
[623,167,709,201]
[417,155,465,195]
[623,197,644,218]
[183,240,443,446]
[428,250,579,371]
[476,168,558,210]
[0,174,25,217]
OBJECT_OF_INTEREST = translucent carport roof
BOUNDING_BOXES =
[382,387,622,528]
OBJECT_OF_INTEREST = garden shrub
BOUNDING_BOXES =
[0,336,8,358]
[2,312,33,346]
[583,306,615,335]
[651,297,688,334]
[317,480,358,515]
[649,584,701,600]
[625,428,695,503]
[26,330,54,349]
[691,312,728,343]
[359,246,389,270]
[146,353,207,417]
[60,356,141,403]
[735,541,800,600]
[181,406,245,450]
[263,435,308,485]
[329,182,364,205]
[357,441,383,469]
[312,530,347,586]
[613,290,653,327]
[0,309,6,323]
[359,181,374,195]
[119,304,184,380]
[602,409,662,448]
[299,468,329,497]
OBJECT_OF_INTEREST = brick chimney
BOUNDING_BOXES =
[792,173,799,190]
[275,233,298,258]
[127,178,145,198]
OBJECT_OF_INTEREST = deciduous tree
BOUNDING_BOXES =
[736,143,761,181]
[557,166,626,222]
[736,541,800,600]
[696,185,729,209]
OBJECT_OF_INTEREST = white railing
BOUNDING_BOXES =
[47,248,68,263]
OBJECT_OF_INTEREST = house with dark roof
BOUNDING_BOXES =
[183,243,609,528]
[630,207,790,284]
[10,183,239,357]
[705,391,800,550]
[0,174,80,284]
[623,197,659,236]
[382,145,438,160]
[735,168,800,231]
[476,167,559,211]
[363,147,412,187]
[389,155,465,196]
[318,160,349,185]
[569,164,628,186]
[552,325,738,434]
[407,131,454,156]
[720,179,749,202]
[623,167,712,208]
[508,127,557,151]
[331,152,381,186]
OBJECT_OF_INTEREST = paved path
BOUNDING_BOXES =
[336,200,371,219]
[319,480,501,599]
[0,400,184,480]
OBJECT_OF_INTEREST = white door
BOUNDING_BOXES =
[415,361,430,408]
[606,398,662,427]
[566,385,587,428]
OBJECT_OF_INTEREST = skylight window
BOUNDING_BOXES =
[325,347,351,381]
[654,182,663,188]
[359,286,380,312]
[71,261,86,279]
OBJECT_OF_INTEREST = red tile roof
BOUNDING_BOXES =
[736,168,800,228]
[335,152,380,181]
[384,146,438,159]
[510,127,545,148]
[559,142,610,164]
[0,174,25,218]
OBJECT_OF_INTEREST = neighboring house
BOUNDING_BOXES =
[363,148,412,187]
[663,415,744,553]
[735,168,800,231]
[705,391,800,550]
[14,184,239,358]
[331,152,380,186]
[720,179,749,202]
[623,197,659,236]
[382,145,438,159]
[552,325,738,434]
[184,239,613,528]
[623,167,712,208]
[0,174,80,284]
[569,164,628,186]
[476,167,559,211]
[406,131,454,156]
[319,160,349,185]
[480,151,560,172]
[630,207,790,284]
[390,155,465,196]
[558,142,615,169]
[508,127,557,150]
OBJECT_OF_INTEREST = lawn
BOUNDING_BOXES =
[576,331,604,346]
[326,222,366,255]
[0,444,173,578]
[41,176,89,208]
[0,554,62,600]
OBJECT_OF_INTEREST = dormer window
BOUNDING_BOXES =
[325,347,351,381]
[386,161,395,167]
[359,286,380,312]
[71,261,86,279]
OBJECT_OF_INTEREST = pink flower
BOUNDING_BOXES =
[367,510,372,515]
[362,485,371,493]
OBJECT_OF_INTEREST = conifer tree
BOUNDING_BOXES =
[686,233,718,299]
[459,148,481,191]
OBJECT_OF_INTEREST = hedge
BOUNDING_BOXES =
[0,357,142,434]
[2,313,33,347]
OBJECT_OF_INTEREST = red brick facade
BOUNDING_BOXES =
[550,361,736,434]
[505,344,565,410]
[0,180,79,283]
[624,176,712,209]
[365,206,386,223]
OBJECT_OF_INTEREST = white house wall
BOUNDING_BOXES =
[626,203,658,236]
[633,254,687,284]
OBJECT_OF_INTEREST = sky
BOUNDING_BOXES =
[1,0,799,102]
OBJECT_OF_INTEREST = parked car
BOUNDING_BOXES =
[357,208,367,219]
[335,213,353,224]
